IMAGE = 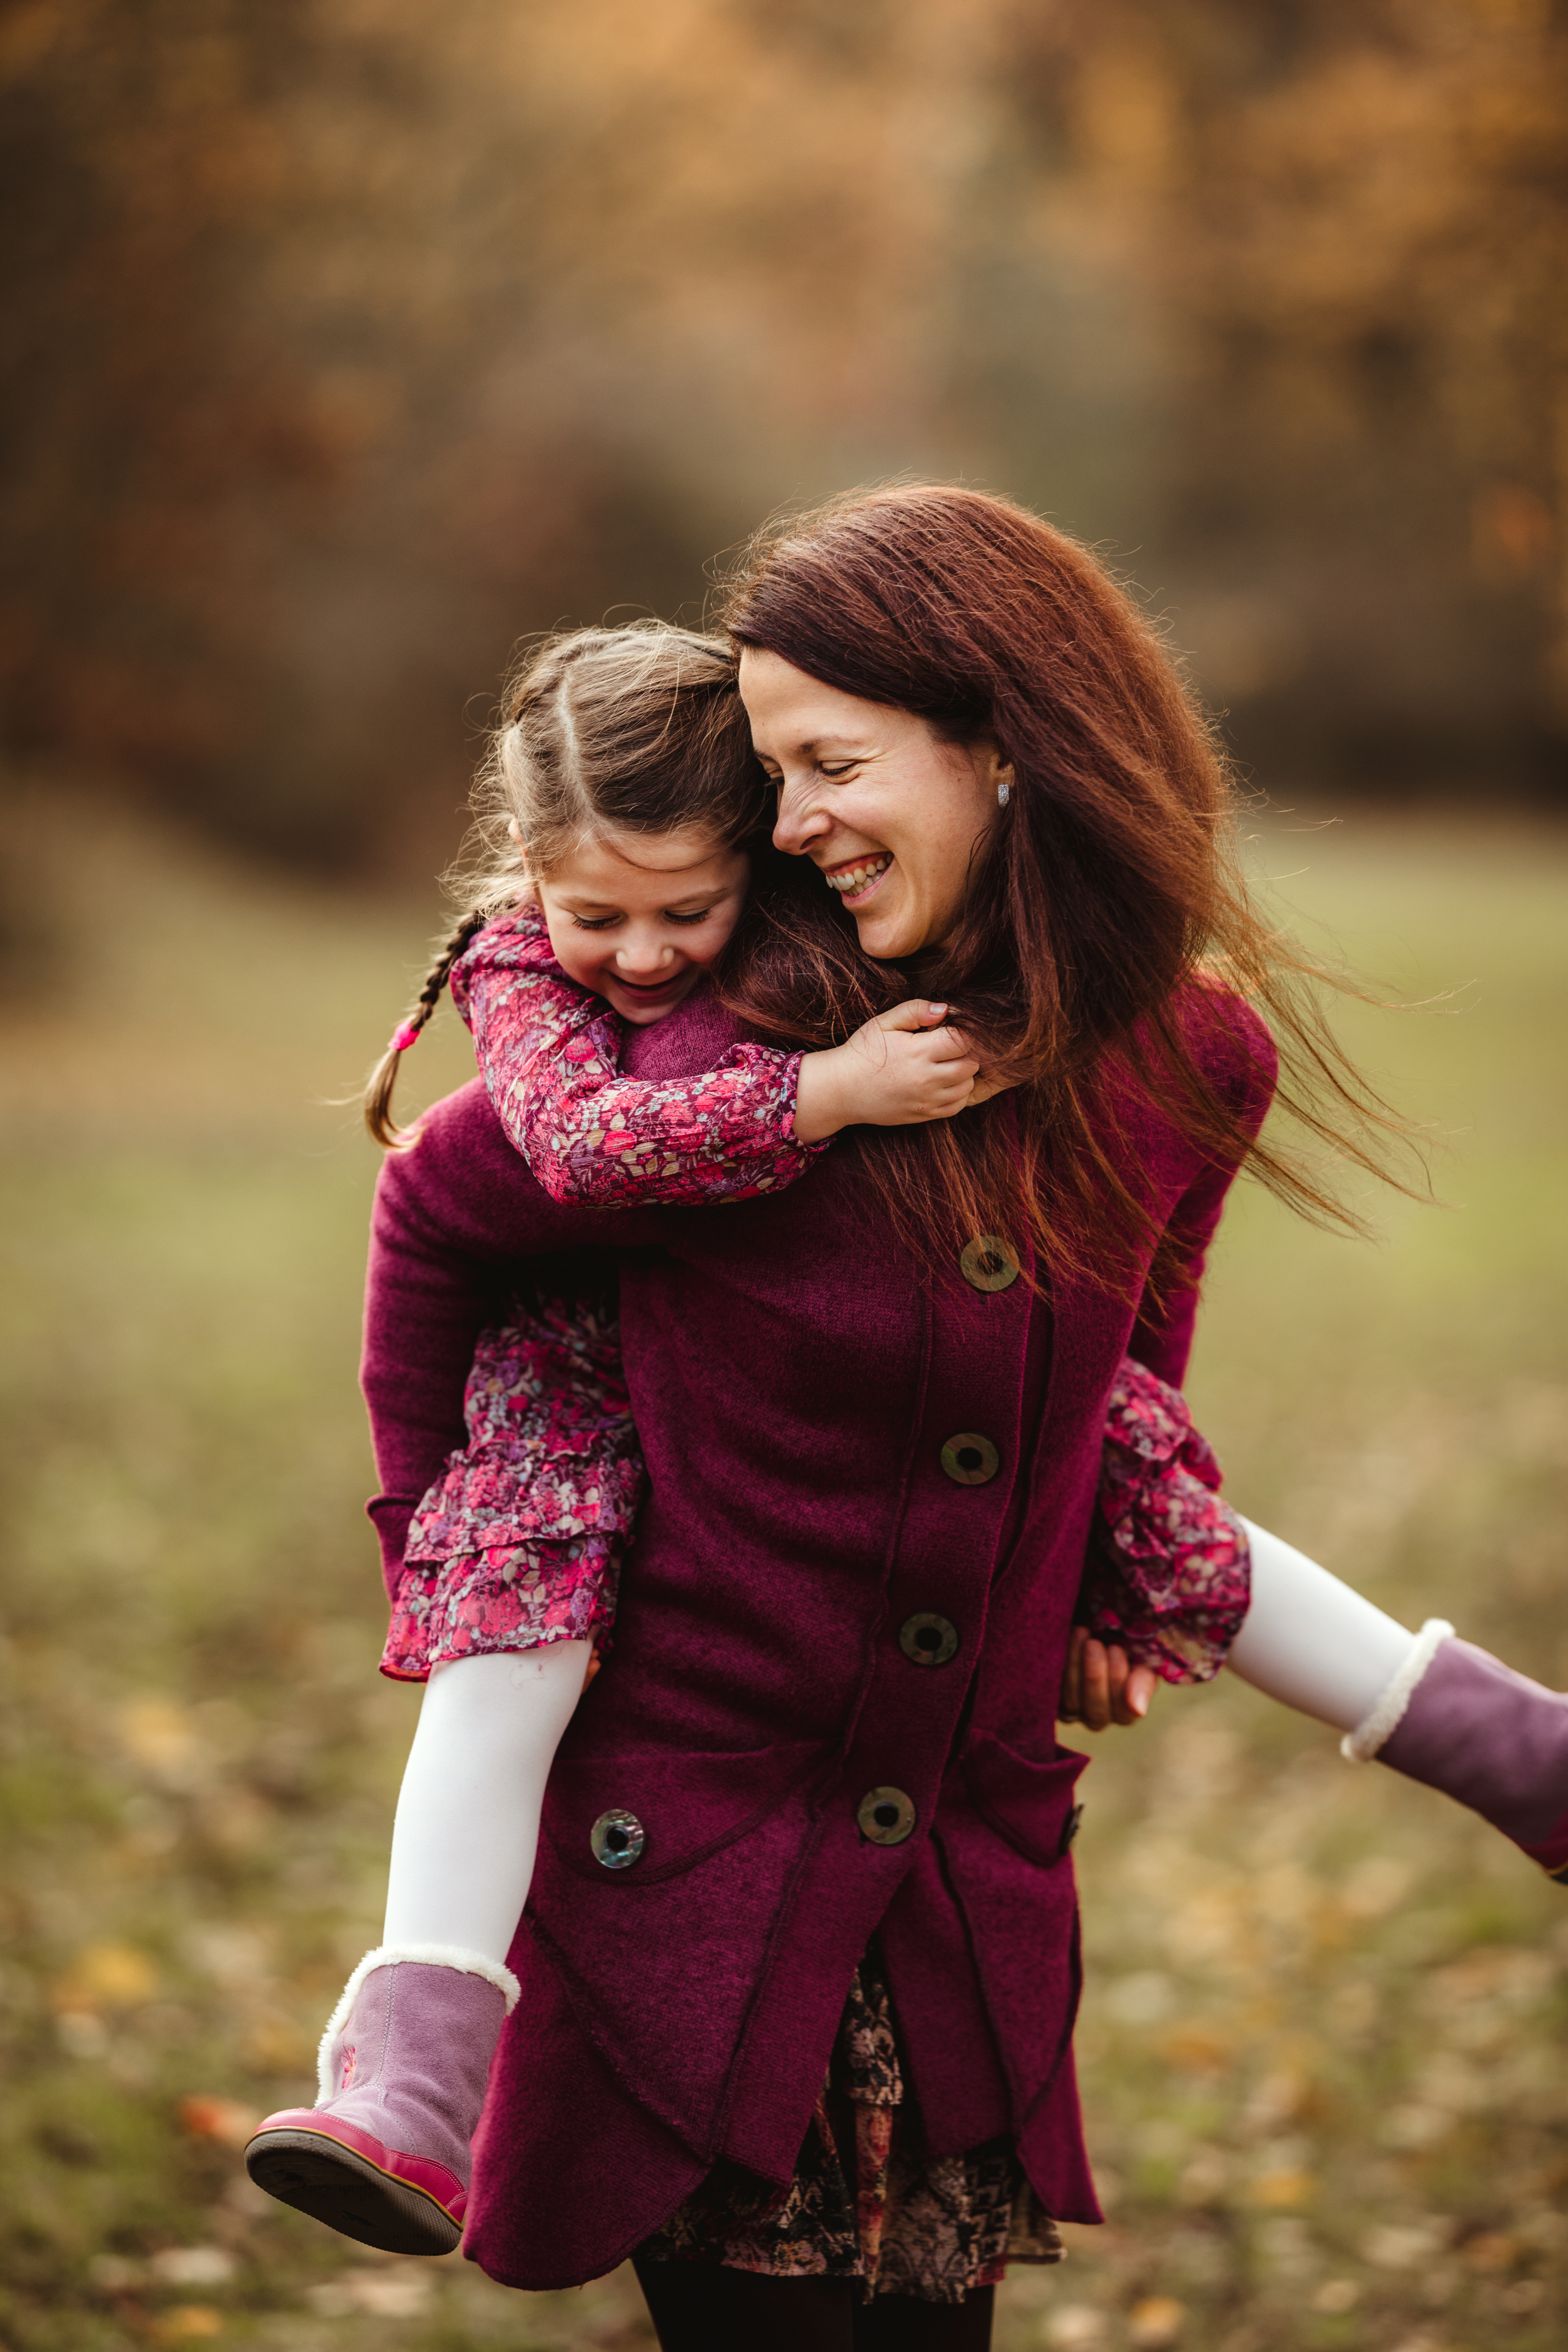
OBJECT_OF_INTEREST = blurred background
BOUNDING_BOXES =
[3,0,1567,873]
[2,3,1567,2350]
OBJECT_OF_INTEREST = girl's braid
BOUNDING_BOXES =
[363,908,487,1149]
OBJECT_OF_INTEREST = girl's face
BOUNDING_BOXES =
[741,648,1010,962]
[528,826,749,1026]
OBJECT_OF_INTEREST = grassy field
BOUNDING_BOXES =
[1,788,1565,2352]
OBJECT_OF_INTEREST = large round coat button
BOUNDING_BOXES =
[940,1433,1000,1485]
[590,1809,646,1869]
[960,1235,1020,1293]
[857,1787,917,1846]
[899,1612,959,1667]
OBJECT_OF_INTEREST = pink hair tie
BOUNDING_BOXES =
[390,1020,421,1052]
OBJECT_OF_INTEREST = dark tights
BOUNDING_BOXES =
[632,2258,995,2351]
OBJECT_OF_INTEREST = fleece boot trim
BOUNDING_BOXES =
[245,1951,512,2254]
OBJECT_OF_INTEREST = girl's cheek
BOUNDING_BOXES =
[540,917,603,994]
[687,910,745,967]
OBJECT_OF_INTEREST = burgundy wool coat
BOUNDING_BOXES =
[361,983,1276,2290]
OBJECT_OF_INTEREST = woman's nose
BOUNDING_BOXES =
[772,776,829,856]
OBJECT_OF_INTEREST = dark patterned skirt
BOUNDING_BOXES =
[640,1948,1064,2304]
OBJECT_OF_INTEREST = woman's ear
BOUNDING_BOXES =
[971,741,1014,805]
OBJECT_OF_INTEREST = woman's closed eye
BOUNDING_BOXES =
[666,906,715,926]
[758,758,860,785]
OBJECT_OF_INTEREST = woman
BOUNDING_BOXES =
[359,488,1568,2348]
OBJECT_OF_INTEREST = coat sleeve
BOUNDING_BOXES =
[1127,995,1279,1388]
[361,1079,660,1593]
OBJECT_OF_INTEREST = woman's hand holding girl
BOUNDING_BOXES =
[793,1001,991,1142]
[1058,1623,1158,1731]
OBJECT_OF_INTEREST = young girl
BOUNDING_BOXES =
[243,626,1037,2250]
[247,613,1567,2301]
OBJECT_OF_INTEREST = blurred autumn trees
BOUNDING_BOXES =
[1138,0,1568,788]
[2,0,1565,872]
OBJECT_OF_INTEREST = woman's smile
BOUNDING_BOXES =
[823,851,893,903]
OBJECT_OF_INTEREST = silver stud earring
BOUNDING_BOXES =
[997,778,1011,807]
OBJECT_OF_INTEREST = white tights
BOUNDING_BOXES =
[382,1642,590,1965]
[379,1529,1419,1960]
[1226,1518,1416,1729]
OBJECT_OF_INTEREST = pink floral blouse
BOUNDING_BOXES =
[448,901,827,1207]
[403,1292,642,1556]
[384,906,1251,1687]
[1085,1358,1250,1683]
[383,1294,639,1681]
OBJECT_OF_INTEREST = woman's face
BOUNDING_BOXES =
[740,649,1009,961]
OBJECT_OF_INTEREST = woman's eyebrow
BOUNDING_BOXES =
[763,734,868,760]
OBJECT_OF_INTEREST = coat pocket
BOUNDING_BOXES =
[542,1737,831,1886]
[960,1728,1089,1869]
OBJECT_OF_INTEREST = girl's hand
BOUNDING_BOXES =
[1058,1624,1158,1730]
[793,1001,982,1141]
[962,1071,1016,1108]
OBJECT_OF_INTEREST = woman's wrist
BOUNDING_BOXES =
[791,1046,851,1144]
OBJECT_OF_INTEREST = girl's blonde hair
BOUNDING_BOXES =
[365,622,763,1147]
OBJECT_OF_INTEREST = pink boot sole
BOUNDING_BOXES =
[245,2108,465,2256]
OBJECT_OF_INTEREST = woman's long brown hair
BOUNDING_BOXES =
[715,483,1416,1301]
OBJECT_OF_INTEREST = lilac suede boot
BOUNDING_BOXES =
[245,1946,518,2254]
[1344,1621,1568,1883]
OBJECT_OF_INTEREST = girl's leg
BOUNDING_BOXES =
[383,1643,591,1957]
[1226,1519,1418,1729]
[1228,1518,1568,1883]
[246,1641,590,2251]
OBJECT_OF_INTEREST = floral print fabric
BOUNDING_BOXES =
[1079,1355,1252,1682]
[380,1293,640,1682]
[402,1293,643,1560]
[641,1947,1064,2303]
[450,901,828,1209]
[382,1536,618,1680]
